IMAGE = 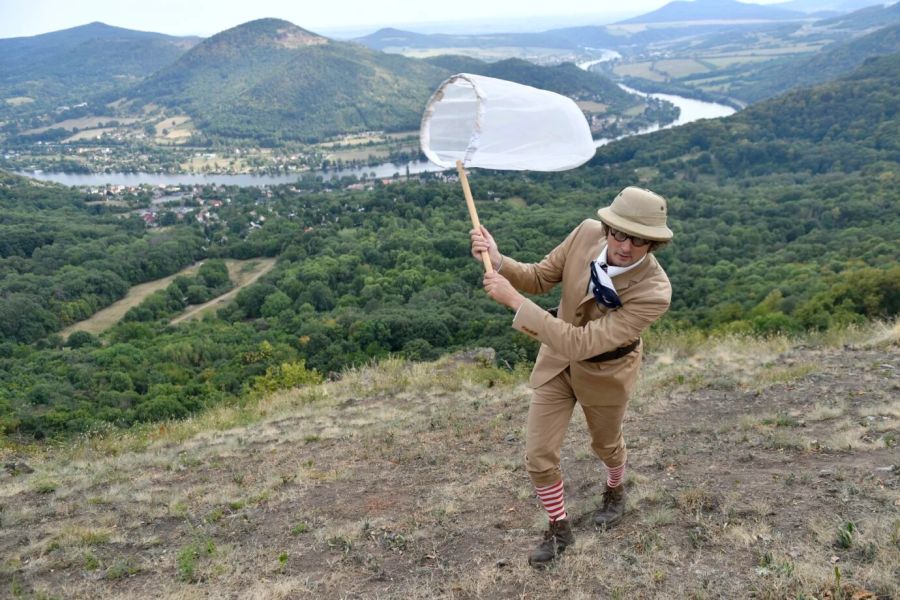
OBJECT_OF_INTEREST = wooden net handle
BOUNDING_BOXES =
[456,160,493,273]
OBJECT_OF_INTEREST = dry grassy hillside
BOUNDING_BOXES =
[1,323,898,599]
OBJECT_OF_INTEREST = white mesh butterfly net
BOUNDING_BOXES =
[420,73,596,172]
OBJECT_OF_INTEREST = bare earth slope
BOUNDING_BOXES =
[1,325,897,599]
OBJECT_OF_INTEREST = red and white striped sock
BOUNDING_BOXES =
[535,480,567,522]
[606,462,625,489]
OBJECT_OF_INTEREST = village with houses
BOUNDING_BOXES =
[80,168,462,231]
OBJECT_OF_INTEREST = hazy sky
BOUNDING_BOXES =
[0,0,789,39]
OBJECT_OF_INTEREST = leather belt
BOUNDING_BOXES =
[584,339,640,363]
[544,307,640,363]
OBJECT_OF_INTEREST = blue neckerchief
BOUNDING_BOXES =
[589,262,622,309]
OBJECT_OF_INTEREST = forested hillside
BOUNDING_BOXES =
[124,19,670,144]
[0,173,205,343]
[610,2,900,109]
[125,19,450,143]
[424,57,634,107]
[0,22,197,120]
[618,0,804,23]
[0,55,896,440]
[422,56,678,132]
[700,19,900,103]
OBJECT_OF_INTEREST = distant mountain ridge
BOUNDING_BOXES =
[726,23,900,102]
[0,22,198,115]
[125,18,451,142]
[815,0,900,28]
[670,2,900,103]
[1,18,666,145]
[424,56,636,109]
[354,27,579,51]
[617,0,806,24]
[772,0,886,13]
[353,23,781,56]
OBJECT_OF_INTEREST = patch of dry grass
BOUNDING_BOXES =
[4,96,34,105]
[614,61,667,81]
[24,116,139,134]
[807,401,848,421]
[62,128,116,142]
[653,58,711,78]
[575,100,609,113]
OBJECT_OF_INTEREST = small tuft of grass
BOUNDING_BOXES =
[206,508,224,523]
[641,507,675,527]
[677,487,720,514]
[326,535,353,555]
[766,431,809,451]
[807,402,846,421]
[754,363,817,388]
[105,558,141,580]
[834,521,856,549]
[83,551,100,571]
[176,538,216,582]
[33,480,57,494]
[761,413,802,428]
[80,529,112,546]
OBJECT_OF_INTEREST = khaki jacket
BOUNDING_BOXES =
[500,219,672,407]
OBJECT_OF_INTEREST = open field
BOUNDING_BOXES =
[325,147,391,162]
[23,117,139,135]
[615,54,782,80]
[63,128,116,142]
[575,101,610,113]
[4,97,34,106]
[2,322,896,598]
[613,34,832,86]
[153,115,194,143]
[393,46,577,62]
[702,55,775,68]
[615,62,668,81]
[181,155,245,171]
[317,131,417,148]
[153,115,192,133]
[325,145,419,164]
[317,131,419,163]
[651,59,711,78]
[171,258,277,325]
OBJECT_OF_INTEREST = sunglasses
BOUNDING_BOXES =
[608,227,650,247]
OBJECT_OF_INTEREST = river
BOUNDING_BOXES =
[19,61,736,187]
[17,159,446,188]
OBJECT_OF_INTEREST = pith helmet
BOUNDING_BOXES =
[597,186,673,241]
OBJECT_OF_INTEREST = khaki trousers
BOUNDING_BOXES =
[525,367,628,487]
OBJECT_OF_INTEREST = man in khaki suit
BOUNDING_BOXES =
[470,186,673,568]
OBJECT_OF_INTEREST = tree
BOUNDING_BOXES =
[261,291,292,318]
[198,260,231,289]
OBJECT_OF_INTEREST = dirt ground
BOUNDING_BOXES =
[1,326,897,599]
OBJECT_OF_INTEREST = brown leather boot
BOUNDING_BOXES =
[593,484,626,528]
[528,518,575,568]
